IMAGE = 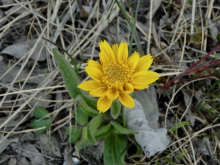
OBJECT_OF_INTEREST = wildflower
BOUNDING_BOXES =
[78,41,160,113]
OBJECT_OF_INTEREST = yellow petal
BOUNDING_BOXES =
[132,71,160,89]
[106,89,119,100]
[77,80,101,91]
[99,40,115,61]
[133,71,160,83]
[85,66,103,81]
[112,44,118,57]
[89,86,108,97]
[117,42,128,62]
[133,81,149,90]
[119,91,134,108]
[87,59,102,71]
[132,71,148,78]
[97,95,112,113]
[123,83,134,94]
[99,52,109,64]
[127,51,140,70]
[133,77,159,86]
[135,54,153,71]
[145,77,160,84]
[133,84,149,90]
[146,71,161,77]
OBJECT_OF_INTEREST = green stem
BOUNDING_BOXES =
[128,0,140,56]
[122,106,126,128]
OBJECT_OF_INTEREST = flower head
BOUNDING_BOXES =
[78,41,160,113]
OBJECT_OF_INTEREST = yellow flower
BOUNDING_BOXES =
[78,41,160,113]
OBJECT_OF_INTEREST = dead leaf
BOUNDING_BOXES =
[1,39,47,61]
[0,134,18,154]
[13,143,46,165]
[0,61,47,84]
[134,86,160,129]
[39,134,62,157]
[124,99,170,157]
[8,158,16,165]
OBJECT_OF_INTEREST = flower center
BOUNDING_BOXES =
[103,62,133,88]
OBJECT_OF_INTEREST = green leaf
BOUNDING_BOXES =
[114,0,142,55]
[53,48,98,114]
[176,151,188,159]
[188,0,193,4]
[193,23,199,33]
[75,138,91,151]
[217,33,220,43]
[163,157,185,165]
[129,138,143,158]
[169,121,190,133]
[111,121,136,135]
[31,118,51,134]
[76,107,88,126]
[81,126,87,138]
[104,132,127,165]
[95,123,112,140]
[111,100,121,119]
[43,38,79,75]
[53,48,97,109]
[163,157,172,163]
[53,48,81,99]
[34,106,50,119]
[78,97,99,117]
[66,125,82,143]
[32,107,51,134]
[75,126,92,150]
[81,92,98,109]
[87,114,105,144]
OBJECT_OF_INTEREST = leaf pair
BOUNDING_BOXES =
[66,125,82,143]
[31,107,52,134]
[75,114,136,150]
